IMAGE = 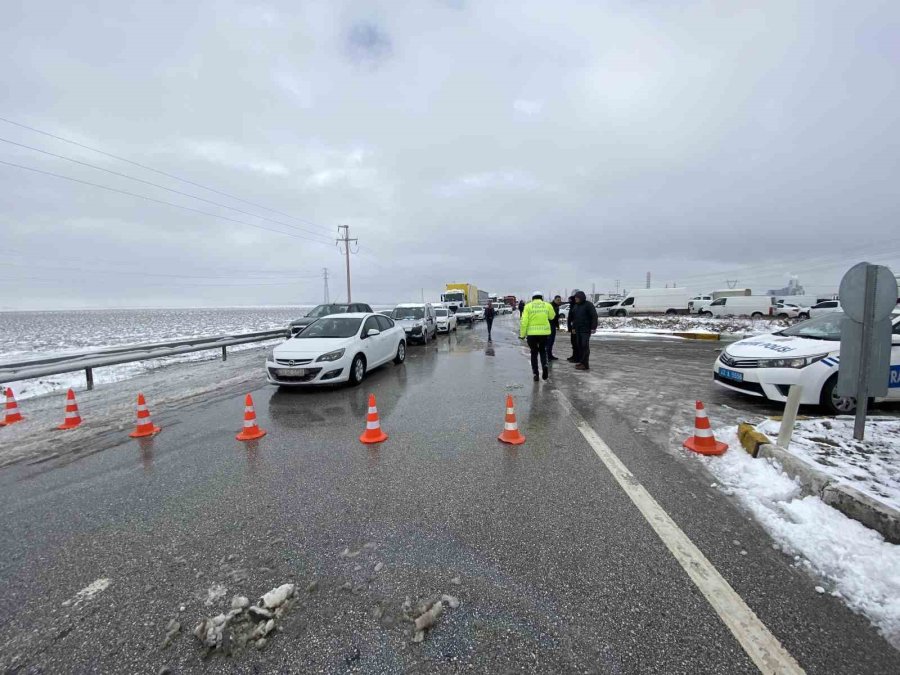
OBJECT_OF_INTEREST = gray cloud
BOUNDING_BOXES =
[1,0,899,310]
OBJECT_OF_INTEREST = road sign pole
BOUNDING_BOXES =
[853,265,877,440]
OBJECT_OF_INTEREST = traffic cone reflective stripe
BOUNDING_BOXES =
[57,388,82,430]
[683,400,727,456]
[129,393,160,438]
[359,394,388,444]
[2,388,24,426]
[498,394,525,445]
[236,394,266,441]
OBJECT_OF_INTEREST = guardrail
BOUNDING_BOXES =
[0,329,287,390]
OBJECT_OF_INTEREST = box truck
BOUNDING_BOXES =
[606,288,691,316]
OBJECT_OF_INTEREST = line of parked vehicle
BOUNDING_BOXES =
[269,301,510,388]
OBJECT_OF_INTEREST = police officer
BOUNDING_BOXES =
[519,291,556,381]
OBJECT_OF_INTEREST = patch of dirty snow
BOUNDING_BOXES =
[688,426,900,648]
[757,417,900,511]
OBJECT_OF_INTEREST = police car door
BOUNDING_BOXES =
[889,318,900,399]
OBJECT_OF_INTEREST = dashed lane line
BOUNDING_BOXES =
[554,389,805,675]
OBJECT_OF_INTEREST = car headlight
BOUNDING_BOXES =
[268,348,277,361]
[316,348,345,362]
[758,355,827,369]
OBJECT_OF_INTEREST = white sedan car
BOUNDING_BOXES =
[267,313,405,387]
[434,307,457,333]
[714,311,900,414]
[471,306,485,320]
[772,302,804,319]
[807,300,841,318]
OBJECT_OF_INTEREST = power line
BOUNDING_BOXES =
[0,137,334,243]
[0,116,334,235]
[0,159,335,244]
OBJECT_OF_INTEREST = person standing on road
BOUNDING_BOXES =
[484,300,496,341]
[517,299,525,315]
[570,290,598,371]
[519,291,555,381]
[546,295,562,361]
[566,295,579,363]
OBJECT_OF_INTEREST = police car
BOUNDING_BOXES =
[713,311,900,415]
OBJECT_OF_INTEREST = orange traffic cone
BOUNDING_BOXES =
[683,400,728,456]
[57,388,82,430]
[359,394,388,444]
[236,393,266,441]
[498,394,525,445]
[2,388,24,426]
[129,393,160,438]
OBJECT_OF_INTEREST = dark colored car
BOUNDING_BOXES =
[287,303,374,337]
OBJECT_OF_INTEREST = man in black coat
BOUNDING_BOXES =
[570,290,598,370]
[484,300,496,341]
[565,295,579,363]
[547,295,562,361]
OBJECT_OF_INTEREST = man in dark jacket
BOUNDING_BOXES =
[570,290,598,370]
[517,299,525,315]
[565,295,579,363]
[484,300,496,341]
[546,295,562,361]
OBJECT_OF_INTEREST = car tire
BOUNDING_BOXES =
[751,312,764,319]
[799,312,809,320]
[665,309,677,315]
[700,311,713,317]
[349,355,366,386]
[393,341,406,364]
[615,309,626,317]
[821,374,855,415]
[777,313,789,319]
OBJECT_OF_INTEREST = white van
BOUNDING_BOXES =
[608,288,691,316]
[688,295,713,314]
[705,296,774,318]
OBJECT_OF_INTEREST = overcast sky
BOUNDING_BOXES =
[2,0,899,309]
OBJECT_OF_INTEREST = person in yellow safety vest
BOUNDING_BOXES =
[519,291,556,381]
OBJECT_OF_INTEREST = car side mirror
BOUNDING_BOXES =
[366,328,381,338]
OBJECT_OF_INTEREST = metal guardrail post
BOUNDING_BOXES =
[86,367,94,391]
[777,384,803,449]
[222,346,227,361]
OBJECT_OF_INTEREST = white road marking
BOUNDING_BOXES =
[554,390,805,675]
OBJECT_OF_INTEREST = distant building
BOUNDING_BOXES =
[767,277,805,297]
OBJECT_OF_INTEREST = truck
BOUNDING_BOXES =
[503,295,517,308]
[711,288,752,300]
[606,287,691,316]
[441,283,480,311]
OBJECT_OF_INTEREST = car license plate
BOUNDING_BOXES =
[718,367,743,383]
[276,368,307,376]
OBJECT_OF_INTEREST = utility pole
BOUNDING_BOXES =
[646,272,651,289]
[591,282,596,301]
[322,268,330,303]
[615,280,620,296]
[336,225,358,302]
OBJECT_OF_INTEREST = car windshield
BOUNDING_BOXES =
[457,308,472,313]
[435,309,448,316]
[393,307,424,320]
[297,317,362,338]
[307,304,349,318]
[472,306,483,311]
[777,312,844,340]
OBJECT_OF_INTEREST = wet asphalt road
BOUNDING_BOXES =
[0,316,898,674]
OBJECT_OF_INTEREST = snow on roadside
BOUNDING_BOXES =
[594,315,790,337]
[756,417,900,511]
[691,426,900,648]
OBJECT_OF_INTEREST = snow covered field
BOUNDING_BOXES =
[689,425,900,648]
[757,417,900,511]
[593,315,791,337]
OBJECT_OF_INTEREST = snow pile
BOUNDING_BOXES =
[594,315,789,336]
[693,426,900,647]
[757,417,900,511]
